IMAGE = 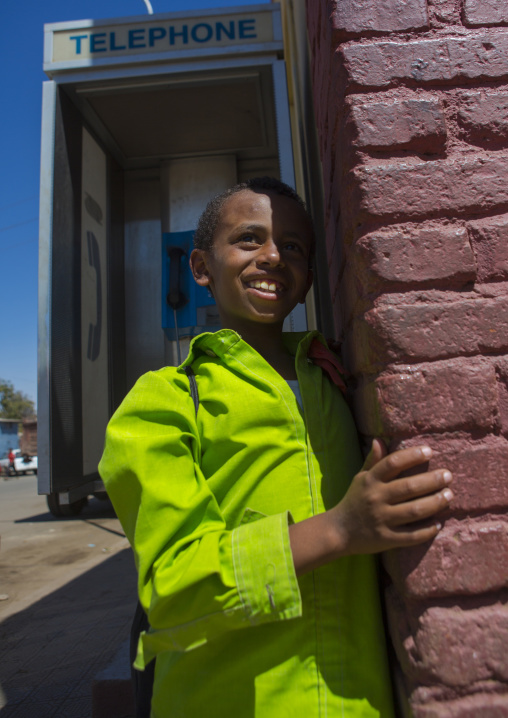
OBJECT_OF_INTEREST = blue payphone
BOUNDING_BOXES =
[161,230,220,342]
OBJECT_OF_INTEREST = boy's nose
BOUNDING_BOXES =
[257,239,284,267]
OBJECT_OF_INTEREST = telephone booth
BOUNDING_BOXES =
[38,1,328,513]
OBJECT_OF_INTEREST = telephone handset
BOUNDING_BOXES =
[166,246,188,310]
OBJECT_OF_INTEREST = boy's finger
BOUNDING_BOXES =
[361,438,387,472]
[385,469,452,504]
[387,489,453,527]
[386,522,442,547]
[368,445,433,483]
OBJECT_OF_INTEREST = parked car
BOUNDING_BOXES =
[0,449,38,475]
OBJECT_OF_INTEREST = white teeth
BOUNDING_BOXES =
[249,280,279,292]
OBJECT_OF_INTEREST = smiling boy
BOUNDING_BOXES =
[99,177,453,717]
[190,180,313,380]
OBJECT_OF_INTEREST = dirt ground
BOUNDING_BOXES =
[0,473,137,717]
[0,474,129,621]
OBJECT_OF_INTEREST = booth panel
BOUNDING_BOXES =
[38,81,56,495]
[108,158,127,414]
[41,85,121,493]
[87,79,266,159]
[50,87,84,491]
[124,169,164,389]
[68,63,279,172]
[81,128,110,477]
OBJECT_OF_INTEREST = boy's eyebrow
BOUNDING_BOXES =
[232,224,309,241]
[232,223,266,233]
[282,231,308,241]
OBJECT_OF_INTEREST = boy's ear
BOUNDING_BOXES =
[190,248,211,287]
[299,269,314,304]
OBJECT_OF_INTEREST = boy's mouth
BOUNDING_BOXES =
[245,279,284,297]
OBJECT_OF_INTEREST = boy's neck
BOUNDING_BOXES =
[230,322,298,381]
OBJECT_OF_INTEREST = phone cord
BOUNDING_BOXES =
[173,308,182,365]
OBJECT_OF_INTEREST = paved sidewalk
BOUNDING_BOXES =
[0,542,137,717]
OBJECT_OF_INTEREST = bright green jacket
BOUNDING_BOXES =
[99,330,394,718]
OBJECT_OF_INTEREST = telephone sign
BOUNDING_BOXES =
[44,5,280,74]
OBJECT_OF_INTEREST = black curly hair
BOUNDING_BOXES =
[193,176,314,252]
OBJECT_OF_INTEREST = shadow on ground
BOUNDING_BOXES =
[0,547,137,718]
[15,496,117,524]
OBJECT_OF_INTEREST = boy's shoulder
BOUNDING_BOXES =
[123,365,194,408]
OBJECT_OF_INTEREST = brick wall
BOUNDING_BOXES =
[306,1,508,715]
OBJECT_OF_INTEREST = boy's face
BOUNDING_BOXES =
[190,189,314,332]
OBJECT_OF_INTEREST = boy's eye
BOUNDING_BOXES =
[237,234,259,244]
[284,241,308,257]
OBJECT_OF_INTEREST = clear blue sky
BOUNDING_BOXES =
[0,0,269,408]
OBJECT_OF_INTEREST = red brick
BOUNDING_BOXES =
[353,357,498,436]
[350,294,508,371]
[384,518,508,598]
[350,154,508,221]
[307,1,508,709]
[468,214,508,282]
[496,357,508,437]
[347,96,446,151]
[464,0,508,26]
[387,600,508,686]
[413,694,508,718]
[391,435,508,513]
[458,91,508,143]
[341,30,508,88]
[330,0,428,35]
[428,0,460,26]
[355,224,476,289]
[338,258,365,332]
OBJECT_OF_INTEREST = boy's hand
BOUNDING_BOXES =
[289,439,453,575]
[330,439,453,555]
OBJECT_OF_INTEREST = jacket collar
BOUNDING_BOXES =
[179,329,326,369]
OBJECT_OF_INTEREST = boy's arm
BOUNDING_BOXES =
[289,439,453,576]
[99,370,302,667]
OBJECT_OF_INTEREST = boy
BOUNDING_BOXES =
[99,177,453,717]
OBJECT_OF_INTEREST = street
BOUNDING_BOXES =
[0,473,127,620]
[0,473,137,717]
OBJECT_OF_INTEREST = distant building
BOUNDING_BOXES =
[20,418,37,456]
[0,419,19,458]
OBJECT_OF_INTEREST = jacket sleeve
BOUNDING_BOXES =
[99,370,302,667]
